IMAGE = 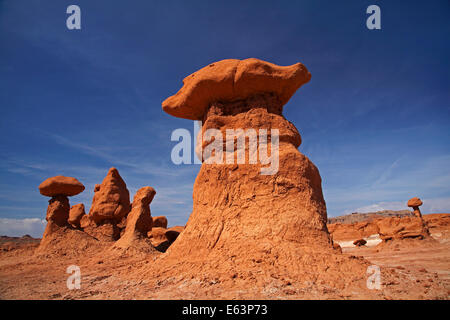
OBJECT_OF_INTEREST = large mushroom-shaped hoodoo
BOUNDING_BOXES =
[162,59,338,261]
[159,58,376,291]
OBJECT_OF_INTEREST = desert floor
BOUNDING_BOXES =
[0,228,449,300]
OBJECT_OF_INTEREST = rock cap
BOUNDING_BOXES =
[162,58,311,120]
[39,176,85,197]
[152,216,168,229]
[407,197,423,207]
[132,186,156,207]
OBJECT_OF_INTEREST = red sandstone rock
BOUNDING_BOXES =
[162,58,311,120]
[45,195,70,227]
[113,187,156,251]
[159,59,372,290]
[376,216,429,241]
[123,187,155,237]
[39,176,85,197]
[165,226,184,243]
[88,168,131,223]
[407,197,423,217]
[328,214,436,246]
[37,189,100,257]
[80,214,91,229]
[148,227,168,246]
[327,221,380,241]
[408,197,423,207]
[332,242,342,253]
[83,219,121,242]
[68,203,85,228]
[423,213,450,230]
[81,168,131,242]
[152,216,168,229]
[35,226,100,258]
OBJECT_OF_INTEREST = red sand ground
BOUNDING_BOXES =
[0,214,448,299]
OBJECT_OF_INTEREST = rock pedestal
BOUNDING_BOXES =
[46,195,70,227]
[159,59,360,284]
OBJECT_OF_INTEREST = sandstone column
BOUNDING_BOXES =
[161,59,334,266]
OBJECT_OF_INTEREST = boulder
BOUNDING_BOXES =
[376,216,429,241]
[407,197,423,207]
[162,58,311,120]
[88,167,131,224]
[152,216,168,229]
[148,227,169,246]
[80,214,91,229]
[45,195,70,227]
[39,176,85,197]
[68,203,85,228]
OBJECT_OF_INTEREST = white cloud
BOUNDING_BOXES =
[0,218,45,238]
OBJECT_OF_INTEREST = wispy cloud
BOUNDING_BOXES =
[372,157,403,187]
[48,133,197,177]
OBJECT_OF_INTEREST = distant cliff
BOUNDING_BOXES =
[328,210,414,224]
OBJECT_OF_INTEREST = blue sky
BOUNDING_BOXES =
[0,0,449,237]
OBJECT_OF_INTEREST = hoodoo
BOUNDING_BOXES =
[407,197,423,218]
[36,176,98,257]
[160,58,371,288]
[112,186,156,254]
[38,176,85,235]
[83,167,131,241]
